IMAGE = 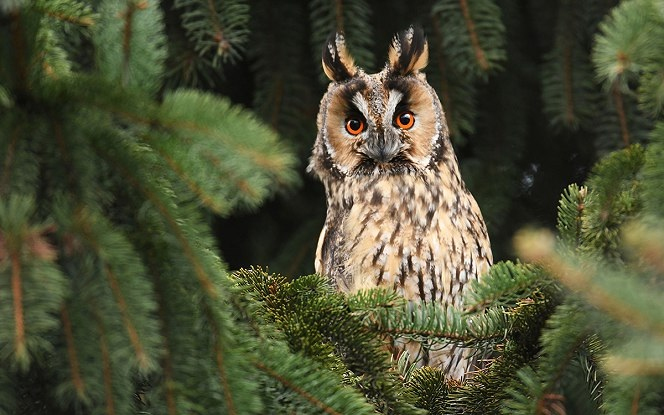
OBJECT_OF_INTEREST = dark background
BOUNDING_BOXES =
[167,0,627,276]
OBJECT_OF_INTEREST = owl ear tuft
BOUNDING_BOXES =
[322,32,358,82]
[388,26,428,75]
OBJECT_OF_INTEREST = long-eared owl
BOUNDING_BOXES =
[308,27,493,380]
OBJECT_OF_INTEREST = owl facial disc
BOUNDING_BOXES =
[310,26,449,179]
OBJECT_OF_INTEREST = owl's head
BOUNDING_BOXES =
[309,26,452,181]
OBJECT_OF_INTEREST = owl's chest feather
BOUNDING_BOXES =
[317,171,491,305]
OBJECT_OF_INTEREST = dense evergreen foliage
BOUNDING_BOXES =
[1,0,663,414]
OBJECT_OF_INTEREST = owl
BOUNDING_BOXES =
[308,27,493,380]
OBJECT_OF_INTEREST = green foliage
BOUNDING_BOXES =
[556,183,587,246]
[502,302,599,414]
[3,0,664,414]
[249,1,315,137]
[511,145,664,413]
[540,0,598,129]
[95,0,166,94]
[0,196,66,371]
[578,145,644,257]
[431,0,506,78]
[446,143,662,413]
[424,0,506,140]
[309,0,375,73]
[168,0,249,86]
[254,342,379,415]
[593,0,664,116]
[641,121,664,216]
[404,367,449,414]
[424,42,478,139]
[350,289,508,349]
[233,269,424,415]
[591,0,662,151]
[0,1,294,413]
[463,261,551,311]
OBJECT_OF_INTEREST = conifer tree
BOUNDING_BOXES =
[2,0,664,414]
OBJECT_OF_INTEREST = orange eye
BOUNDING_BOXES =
[345,118,365,135]
[394,111,415,129]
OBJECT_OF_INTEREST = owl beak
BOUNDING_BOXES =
[361,133,402,163]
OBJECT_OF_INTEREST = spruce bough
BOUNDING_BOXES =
[1,0,664,414]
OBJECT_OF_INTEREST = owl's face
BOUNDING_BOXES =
[309,27,450,179]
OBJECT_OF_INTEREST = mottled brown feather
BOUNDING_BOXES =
[308,27,492,380]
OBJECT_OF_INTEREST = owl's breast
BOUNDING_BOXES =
[317,172,492,305]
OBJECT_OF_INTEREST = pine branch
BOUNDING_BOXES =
[34,14,74,80]
[641,122,664,218]
[94,313,117,415]
[593,0,664,118]
[562,347,605,415]
[0,195,65,371]
[93,138,264,414]
[602,374,664,415]
[621,220,664,275]
[516,229,664,339]
[444,272,560,414]
[173,0,250,67]
[463,261,551,312]
[404,367,450,415]
[556,184,588,248]
[95,0,166,94]
[141,222,236,414]
[34,0,95,27]
[541,0,598,129]
[349,289,509,348]
[309,0,374,73]
[10,244,26,365]
[446,342,527,415]
[51,77,297,214]
[2,1,299,412]
[604,332,664,377]
[233,269,423,415]
[254,343,377,415]
[431,0,506,78]
[528,302,598,412]
[52,295,139,414]
[593,85,652,154]
[502,366,565,415]
[592,0,654,91]
[149,264,196,415]
[580,145,644,258]
[202,298,262,415]
[612,83,631,147]
[59,306,85,399]
[428,12,478,139]
[92,136,219,299]
[249,0,315,138]
[64,207,160,373]
[155,89,299,213]
[638,57,664,117]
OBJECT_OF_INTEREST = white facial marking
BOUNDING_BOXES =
[385,90,404,127]
[352,92,370,119]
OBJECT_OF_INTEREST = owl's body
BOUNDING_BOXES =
[309,28,492,380]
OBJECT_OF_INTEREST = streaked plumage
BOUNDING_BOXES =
[308,27,492,380]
